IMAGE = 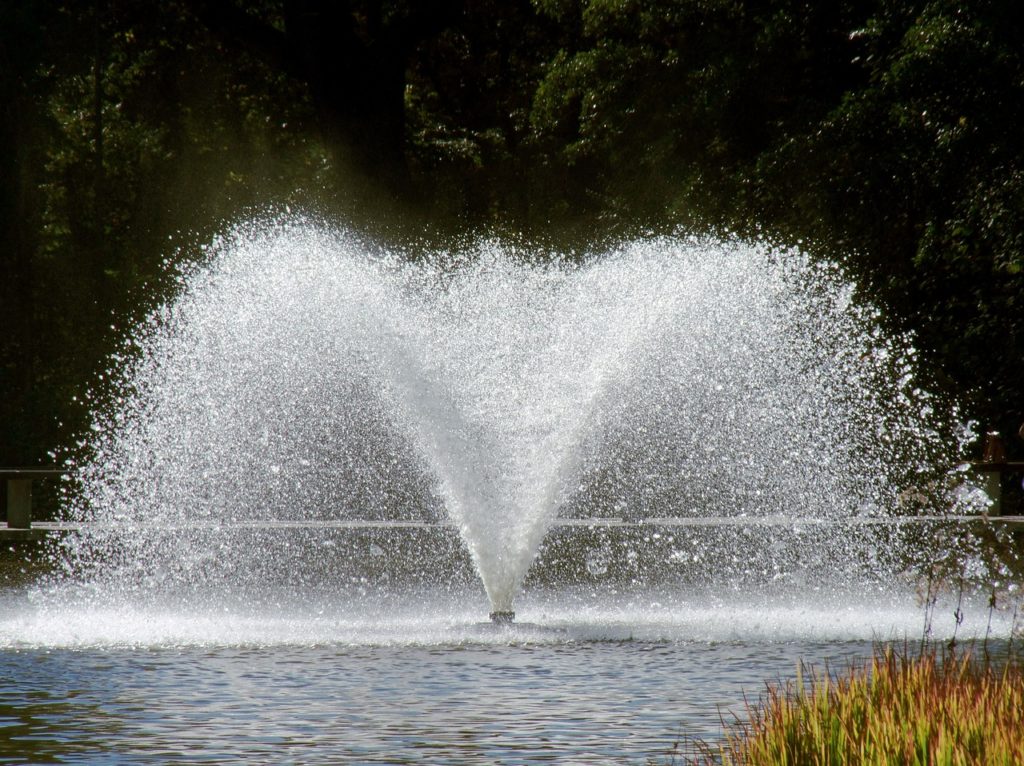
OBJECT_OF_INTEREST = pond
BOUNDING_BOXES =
[0,587,1001,765]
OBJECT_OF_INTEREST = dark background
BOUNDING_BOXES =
[2,0,1022,468]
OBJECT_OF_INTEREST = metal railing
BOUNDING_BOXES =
[0,469,68,531]
[2,456,1021,537]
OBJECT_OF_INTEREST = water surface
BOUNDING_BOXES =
[2,588,1007,765]
[2,638,882,765]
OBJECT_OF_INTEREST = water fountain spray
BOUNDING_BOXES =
[54,214,960,621]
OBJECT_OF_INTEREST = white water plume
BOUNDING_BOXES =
[48,213,967,617]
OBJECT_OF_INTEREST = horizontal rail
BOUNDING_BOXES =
[0,468,68,480]
[2,515,1020,534]
[4,464,1022,531]
[970,460,1024,473]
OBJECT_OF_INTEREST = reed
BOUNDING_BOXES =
[705,647,1024,766]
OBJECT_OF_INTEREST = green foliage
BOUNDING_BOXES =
[531,0,751,216]
[0,0,327,466]
[749,1,1024,432]
[527,0,1024,438]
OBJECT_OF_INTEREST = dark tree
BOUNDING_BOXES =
[0,2,49,463]
[193,0,464,193]
[2,0,1023,475]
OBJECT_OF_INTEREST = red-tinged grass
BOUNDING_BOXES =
[698,647,1024,766]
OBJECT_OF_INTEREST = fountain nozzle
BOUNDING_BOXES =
[489,611,515,625]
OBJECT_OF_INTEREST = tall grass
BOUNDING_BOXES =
[698,647,1024,766]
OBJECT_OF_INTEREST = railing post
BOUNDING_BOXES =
[5,478,33,529]
[975,431,1007,516]
[1,469,66,530]
[981,471,1002,517]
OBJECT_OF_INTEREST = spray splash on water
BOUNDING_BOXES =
[39,213,981,628]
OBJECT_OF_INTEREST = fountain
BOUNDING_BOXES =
[8,212,1018,766]
[47,212,972,625]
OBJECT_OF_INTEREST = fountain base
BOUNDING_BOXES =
[489,611,515,625]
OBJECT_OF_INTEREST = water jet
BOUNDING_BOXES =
[45,214,980,625]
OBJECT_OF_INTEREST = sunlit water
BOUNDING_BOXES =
[1,587,1015,764]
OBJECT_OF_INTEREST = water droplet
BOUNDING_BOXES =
[585,549,610,577]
